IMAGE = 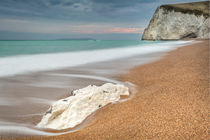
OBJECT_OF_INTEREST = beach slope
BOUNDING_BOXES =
[7,40,209,139]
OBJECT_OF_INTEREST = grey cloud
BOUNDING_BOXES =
[0,0,201,23]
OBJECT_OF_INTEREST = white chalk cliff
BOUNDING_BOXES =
[142,1,209,40]
[37,83,129,130]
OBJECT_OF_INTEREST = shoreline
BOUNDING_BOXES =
[1,39,209,139]
[0,41,187,132]
[42,40,208,139]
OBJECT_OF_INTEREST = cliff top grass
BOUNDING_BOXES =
[160,1,209,17]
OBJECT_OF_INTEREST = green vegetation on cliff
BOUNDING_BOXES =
[160,1,209,18]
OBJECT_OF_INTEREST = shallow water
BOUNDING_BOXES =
[0,40,193,137]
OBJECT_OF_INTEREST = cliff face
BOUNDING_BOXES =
[142,1,209,40]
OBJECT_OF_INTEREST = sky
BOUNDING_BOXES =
[0,0,203,40]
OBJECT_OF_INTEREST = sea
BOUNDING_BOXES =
[0,40,193,136]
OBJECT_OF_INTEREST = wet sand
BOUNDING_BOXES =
[0,50,164,137]
[1,40,209,139]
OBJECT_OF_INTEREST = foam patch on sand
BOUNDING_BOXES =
[37,83,129,130]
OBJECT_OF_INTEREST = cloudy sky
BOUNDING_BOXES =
[0,0,202,40]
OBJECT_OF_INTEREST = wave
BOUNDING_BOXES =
[0,41,193,77]
[0,40,195,136]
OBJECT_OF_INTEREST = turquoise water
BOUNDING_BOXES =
[0,40,160,57]
[0,40,190,77]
